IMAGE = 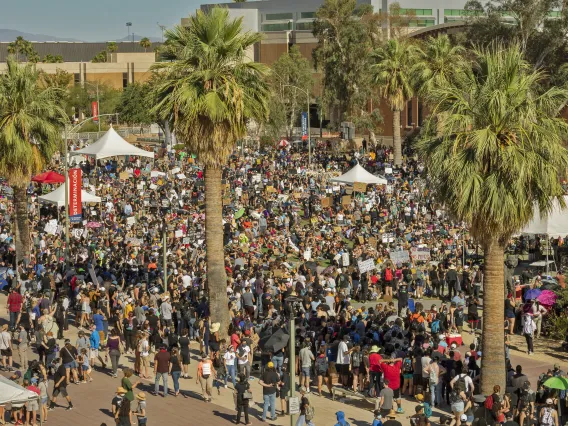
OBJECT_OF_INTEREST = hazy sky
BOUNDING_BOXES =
[1,0,220,41]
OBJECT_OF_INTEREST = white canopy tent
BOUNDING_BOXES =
[0,375,39,405]
[330,164,387,185]
[39,182,102,207]
[70,127,155,160]
[522,196,568,237]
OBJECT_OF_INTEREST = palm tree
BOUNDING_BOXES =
[139,37,151,52]
[0,58,67,267]
[107,42,118,53]
[371,38,417,166]
[151,8,269,332]
[416,44,568,394]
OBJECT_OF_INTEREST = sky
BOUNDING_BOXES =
[1,0,220,41]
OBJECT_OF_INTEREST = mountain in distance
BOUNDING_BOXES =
[0,29,83,42]
[107,35,162,43]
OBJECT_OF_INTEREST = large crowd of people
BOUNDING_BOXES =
[0,138,566,426]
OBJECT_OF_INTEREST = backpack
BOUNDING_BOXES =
[431,320,440,334]
[484,394,494,410]
[541,407,554,426]
[454,375,467,394]
[305,405,315,421]
[423,402,432,418]
[403,358,413,373]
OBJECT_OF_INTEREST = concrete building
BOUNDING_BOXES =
[0,42,161,89]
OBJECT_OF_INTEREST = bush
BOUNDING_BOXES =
[543,312,568,340]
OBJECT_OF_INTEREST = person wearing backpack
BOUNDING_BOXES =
[539,398,558,426]
[402,354,414,397]
[423,356,446,407]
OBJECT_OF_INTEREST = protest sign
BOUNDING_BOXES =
[119,172,129,180]
[44,220,58,235]
[175,229,183,238]
[382,233,395,243]
[385,167,393,174]
[411,247,431,261]
[72,228,84,239]
[369,237,378,248]
[358,259,376,274]
[126,217,136,225]
[389,250,410,264]
[125,237,143,246]
[182,237,191,245]
[303,249,311,261]
[321,197,331,208]
[342,252,350,267]
[342,195,351,205]
[353,182,367,192]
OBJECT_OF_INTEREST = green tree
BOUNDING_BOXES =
[269,45,314,138]
[107,42,118,53]
[312,0,383,129]
[116,82,152,125]
[416,44,568,394]
[91,50,108,63]
[463,0,568,85]
[151,8,269,333]
[7,36,39,62]
[43,54,64,63]
[0,59,67,265]
[370,38,417,166]
[139,37,152,52]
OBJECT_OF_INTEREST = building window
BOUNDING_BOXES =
[300,11,316,19]
[296,22,314,31]
[444,9,482,17]
[74,73,81,85]
[407,100,413,127]
[407,19,436,27]
[261,22,292,31]
[265,13,293,21]
[398,8,433,16]
[122,72,128,88]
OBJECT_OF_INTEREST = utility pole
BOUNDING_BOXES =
[157,22,166,42]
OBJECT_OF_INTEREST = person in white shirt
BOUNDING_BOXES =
[530,300,547,338]
[336,335,351,387]
[223,345,237,387]
[523,312,536,355]
[450,371,474,394]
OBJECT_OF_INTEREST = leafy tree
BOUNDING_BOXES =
[7,36,39,63]
[151,8,269,334]
[107,42,118,53]
[312,0,382,129]
[43,54,64,63]
[416,44,568,394]
[268,45,314,138]
[370,39,417,166]
[139,37,152,52]
[66,83,120,120]
[116,82,152,125]
[462,0,568,85]
[91,50,108,63]
[0,58,67,265]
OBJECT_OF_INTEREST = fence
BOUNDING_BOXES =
[66,127,152,141]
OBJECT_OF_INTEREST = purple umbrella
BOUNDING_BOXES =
[537,290,557,307]
[524,288,542,300]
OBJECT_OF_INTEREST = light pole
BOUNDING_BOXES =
[157,22,166,42]
[126,22,132,39]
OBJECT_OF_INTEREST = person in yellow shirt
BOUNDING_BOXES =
[124,299,135,318]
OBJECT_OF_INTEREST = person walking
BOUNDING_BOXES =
[169,347,183,396]
[299,342,315,391]
[153,344,171,397]
[259,361,279,422]
[106,329,123,378]
[6,288,23,330]
[49,358,73,411]
[522,312,536,355]
[224,344,237,387]
[197,353,215,402]
[179,328,191,379]
[235,373,253,425]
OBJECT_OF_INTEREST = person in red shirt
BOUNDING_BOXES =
[368,345,383,395]
[230,330,242,351]
[6,288,23,330]
[25,377,40,426]
[380,356,404,413]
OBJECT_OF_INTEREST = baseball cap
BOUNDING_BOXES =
[267,362,274,368]
[461,414,468,422]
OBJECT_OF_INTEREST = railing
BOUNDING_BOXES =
[66,127,153,141]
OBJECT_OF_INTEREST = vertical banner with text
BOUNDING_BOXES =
[92,101,99,122]
[69,168,82,223]
[301,112,308,141]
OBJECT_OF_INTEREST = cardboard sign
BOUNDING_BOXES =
[385,167,393,174]
[126,217,136,225]
[411,247,431,261]
[175,229,183,238]
[119,172,129,180]
[321,197,331,208]
[358,258,376,273]
[182,237,191,245]
[303,249,311,261]
[44,219,58,235]
[369,237,378,248]
[358,236,365,245]
[342,195,351,205]
[72,228,84,239]
[125,237,143,246]
[389,250,410,265]
[342,252,350,267]
[333,226,342,233]
[353,182,367,192]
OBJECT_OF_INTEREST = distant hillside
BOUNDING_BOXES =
[0,29,82,42]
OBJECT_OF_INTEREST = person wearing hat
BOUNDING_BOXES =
[133,393,147,426]
[112,387,127,417]
[382,410,401,426]
[446,264,459,301]
[369,345,383,397]
[522,311,536,355]
[539,398,558,426]
[234,373,252,425]
[259,361,279,421]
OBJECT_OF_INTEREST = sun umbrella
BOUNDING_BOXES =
[524,288,542,300]
[31,171,65,184]
[537,290,558,307]
[259,328,289,353]
[234,208,245,219]
[543,376,568,390]
[279,139,288,147]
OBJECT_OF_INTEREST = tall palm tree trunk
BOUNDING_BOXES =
[392,109,402,166]
[13,184,31,268]
[204,166,230,335]
[480,238,506,395]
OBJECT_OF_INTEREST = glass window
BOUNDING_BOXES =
[300,12,316,19]
[265,13,293,21]
[408,19,435,27]
[296,22,314,31]
[261,22,292,32]
[398,8,432,16]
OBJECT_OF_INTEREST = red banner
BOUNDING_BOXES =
[69,168,82,222]
[92,101,99,122]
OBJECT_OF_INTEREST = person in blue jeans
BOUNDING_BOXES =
[153,345,170,397]
[259,362,279,421]
[271,348,284,376]
[224,345,237,387]
[169,347,183,396]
